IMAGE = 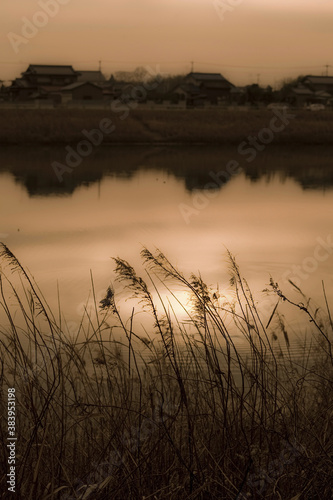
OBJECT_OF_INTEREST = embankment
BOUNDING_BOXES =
[0,108,332,145]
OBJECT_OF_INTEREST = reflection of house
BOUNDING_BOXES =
[172,72,234,106]
[60,82,104,102]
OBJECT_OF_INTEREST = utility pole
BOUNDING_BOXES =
[325,64,329,76]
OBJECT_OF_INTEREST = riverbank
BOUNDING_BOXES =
[0,108,333,145]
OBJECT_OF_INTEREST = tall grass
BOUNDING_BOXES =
[0,243,332,499]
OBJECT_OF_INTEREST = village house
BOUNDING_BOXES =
[286,81,333,107]
[9,64,80,101]
[77,70,106,85]
[60,82,104,103]
[172,72,234,106]
[7,64,108,103]
[22,64,79,87]
[287,86,315,107]
[8,78,37,101]
[301,75,333,95]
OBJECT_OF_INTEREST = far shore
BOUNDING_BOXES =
[0,108,333,145]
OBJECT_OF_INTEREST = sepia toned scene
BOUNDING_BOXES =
[1,1,333,498]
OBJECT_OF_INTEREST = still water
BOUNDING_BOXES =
[1,145,333,345]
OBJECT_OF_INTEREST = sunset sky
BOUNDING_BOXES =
[1,0,333,87]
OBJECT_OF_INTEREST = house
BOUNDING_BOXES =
[60,82,104,103]
[8,64,80,101]
[287,86,314,107]
[74,70,110,100]
[22,64,79,86]
[301,76,333,95]
[172,72,234,106]
[0,82,8,102]
[286,85,332,107]
[75,74,117,100]
[77,70,106,85]
[8,78,37,101]
[172,83,206,107]
[313,90,332,105]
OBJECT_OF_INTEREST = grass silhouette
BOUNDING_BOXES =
[0,243,332,499]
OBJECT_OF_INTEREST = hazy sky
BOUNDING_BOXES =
[1,0,333,86]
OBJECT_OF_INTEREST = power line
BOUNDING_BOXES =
[0,61,26,65]
[0,60,330,71]
[194,61,328,70]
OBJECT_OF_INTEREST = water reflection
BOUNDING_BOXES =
[1,145,333,197]
[0,145,333,347]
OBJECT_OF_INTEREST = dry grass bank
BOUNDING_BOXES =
[0,243,333,499]
[0,108,333,144]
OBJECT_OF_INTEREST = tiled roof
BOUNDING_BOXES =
[23,65,78,76]
[303,75,333,85]
[187,72,234,88]
[77,71,106,82]
[291,87,313,95]
[189,72,226,81]
[61,81,101,91]
[203,81,233,89]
